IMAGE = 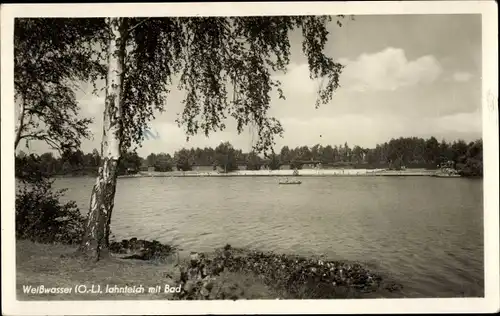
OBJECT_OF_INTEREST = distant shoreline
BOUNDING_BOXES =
[117,169,440,178]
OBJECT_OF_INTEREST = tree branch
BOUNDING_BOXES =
[18,131,49,142]
[128,17,152,33]
[18,130,63,153]
[14,94,26,150]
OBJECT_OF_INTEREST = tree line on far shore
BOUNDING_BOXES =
[16,136,483,178]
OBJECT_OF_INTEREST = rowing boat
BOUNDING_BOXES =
[279,181,302,185]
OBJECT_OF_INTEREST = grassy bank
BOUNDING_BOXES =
[16,240,274,300]
[16,240,404,300]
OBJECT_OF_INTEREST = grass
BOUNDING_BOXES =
[16,240,275,300]
[16,240,403,300]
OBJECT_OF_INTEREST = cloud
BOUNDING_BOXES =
[430,110,482,134]
[452,71,474,82]
[338,47,443,92]
[273,63,320,95]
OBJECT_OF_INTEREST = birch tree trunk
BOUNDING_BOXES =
[79,18,128,261]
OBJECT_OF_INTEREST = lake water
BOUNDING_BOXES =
[54,176,484,298]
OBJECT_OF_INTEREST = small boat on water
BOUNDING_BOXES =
[279,180,302,185]
[279,177,302,185]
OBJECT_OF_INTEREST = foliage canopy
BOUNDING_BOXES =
[16,16,346,155]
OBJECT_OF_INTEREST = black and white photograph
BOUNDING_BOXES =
[1,1,499,315]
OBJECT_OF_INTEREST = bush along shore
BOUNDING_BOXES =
[109,238,178,261]
[108,239,403,299]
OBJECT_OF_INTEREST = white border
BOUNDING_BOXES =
[1,1,498,315]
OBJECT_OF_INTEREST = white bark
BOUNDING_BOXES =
[104,18,123,161]
[80,18,127,261]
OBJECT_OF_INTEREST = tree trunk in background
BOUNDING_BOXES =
[79,18,128,261]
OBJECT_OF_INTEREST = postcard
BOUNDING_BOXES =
[1,1,498,315]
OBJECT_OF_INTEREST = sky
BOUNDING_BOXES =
[22,14,482,156]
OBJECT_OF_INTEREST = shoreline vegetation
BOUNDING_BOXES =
[116,168,446,178]
[16,137,483,180]
[17,239,404,300]
[45,167,484,180]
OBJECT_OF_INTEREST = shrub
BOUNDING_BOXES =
[172,244,400,300]
[15,158,85,245]
[109,237,179,261]
[457,158,483,177]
